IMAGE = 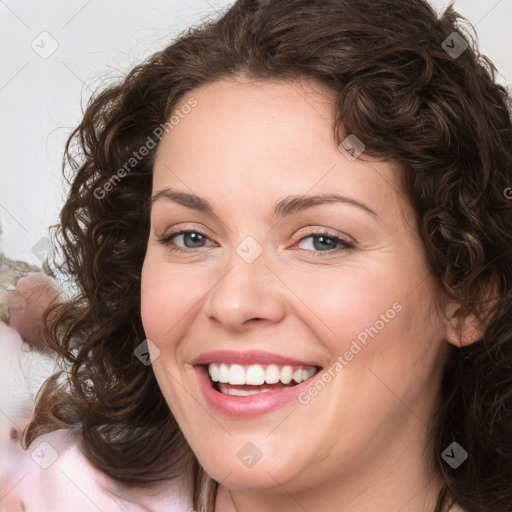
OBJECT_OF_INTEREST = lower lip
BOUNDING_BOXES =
[194,365,318,417]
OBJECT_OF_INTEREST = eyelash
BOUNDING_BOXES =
[157,228,355,255]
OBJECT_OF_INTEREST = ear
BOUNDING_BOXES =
[444,302,484,347]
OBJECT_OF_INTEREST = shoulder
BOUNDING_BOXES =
[22,429,194,512]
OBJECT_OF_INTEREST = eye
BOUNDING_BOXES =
[292,230,355,254]
[157,229,214,253]
[157,228,355,255]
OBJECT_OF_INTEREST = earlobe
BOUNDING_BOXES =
[445,302,484,347]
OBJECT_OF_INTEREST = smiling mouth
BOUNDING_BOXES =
[203,363,322,396]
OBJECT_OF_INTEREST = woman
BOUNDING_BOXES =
[15,0,512,510]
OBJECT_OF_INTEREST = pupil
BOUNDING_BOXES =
[314,235,336,251]
[186,232,205,247]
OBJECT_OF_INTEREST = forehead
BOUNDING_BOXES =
[157,77,337,164]
[152,77,408,225]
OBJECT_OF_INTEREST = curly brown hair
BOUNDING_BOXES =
[24,0,512,511]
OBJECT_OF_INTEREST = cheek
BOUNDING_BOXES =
[286,263,401,348]
[140,257,205,347]
[140,284,169,341]
[287,257,441,383]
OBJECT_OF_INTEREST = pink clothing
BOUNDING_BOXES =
[1,428,194,512]
[0,320,194,511]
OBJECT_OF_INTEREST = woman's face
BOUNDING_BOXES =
[141,78,452,496]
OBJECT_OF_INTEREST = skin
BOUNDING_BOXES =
[140,77,480,512]
[0,272,61,351]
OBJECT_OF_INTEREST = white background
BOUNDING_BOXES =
[1,0,511,266]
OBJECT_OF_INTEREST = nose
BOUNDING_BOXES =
[203,240,286,332]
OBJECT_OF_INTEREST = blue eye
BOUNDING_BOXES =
[158,230,211,252]
[294,232,354,252]
[157,229,354,254]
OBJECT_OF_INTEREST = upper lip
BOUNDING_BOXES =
[191,350,321,368]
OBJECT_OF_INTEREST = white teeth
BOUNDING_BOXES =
[207,363,318,386]
[265,364,280,384]
[246,365,265,385]
[280,366,293,384]
[208,363,219,382]
[218,383,284,396]
[229,364,246,385]
[306,367,317,381]
[218,363,230,383]
[219,384,262,396]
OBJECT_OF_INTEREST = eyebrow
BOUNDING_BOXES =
[151,188,378,218]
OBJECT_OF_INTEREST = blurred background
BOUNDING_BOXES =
[1,0,511,268]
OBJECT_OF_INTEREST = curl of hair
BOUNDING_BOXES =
[26,0,512,510]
